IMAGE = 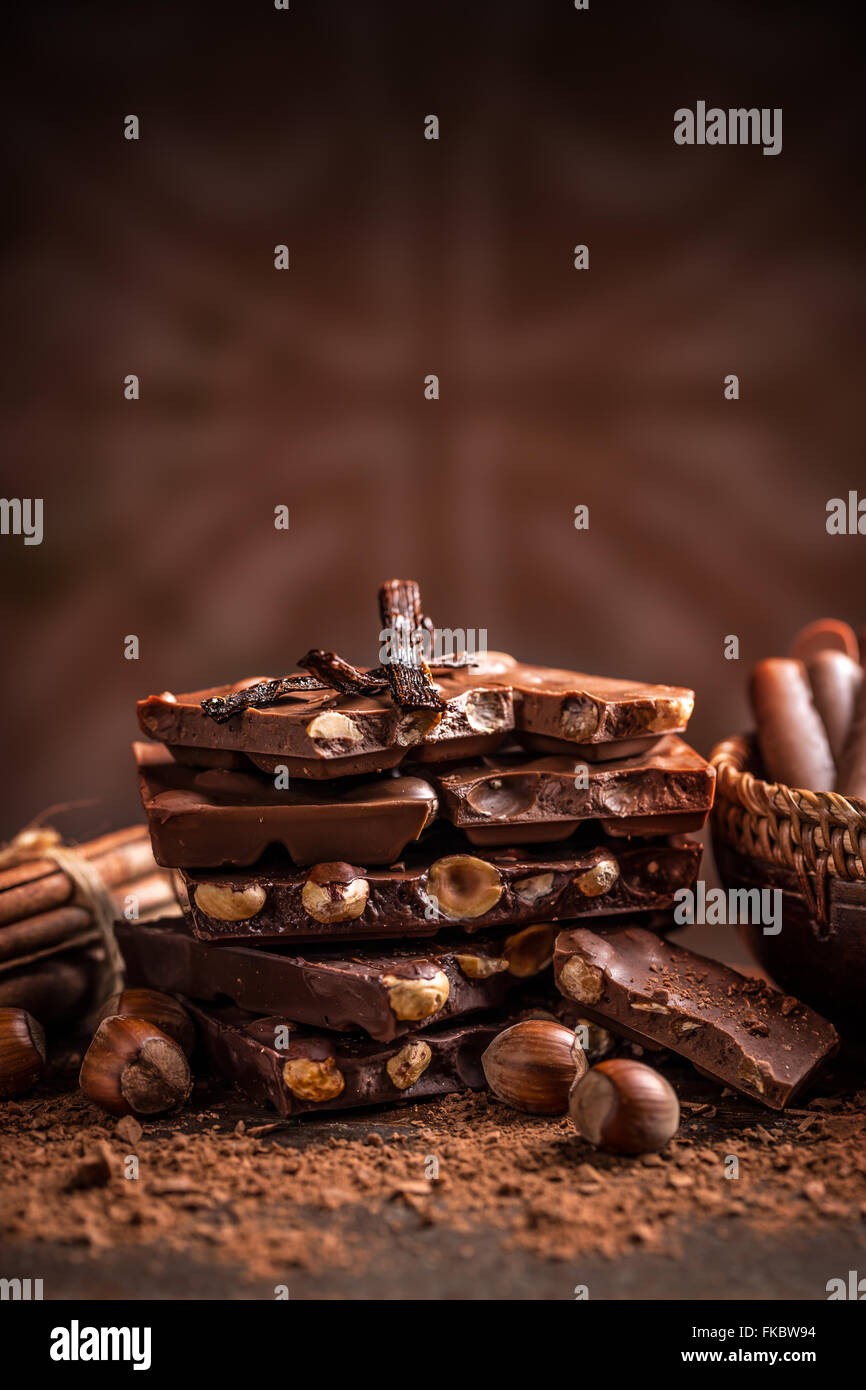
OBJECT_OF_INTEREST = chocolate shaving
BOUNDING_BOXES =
[298,650,388,697]
[201,675,326,724]
[378,580,446,711]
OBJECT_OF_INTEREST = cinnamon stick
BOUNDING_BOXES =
[0,870,176,964]
[0,951,98,1025]
[0,826,157,926]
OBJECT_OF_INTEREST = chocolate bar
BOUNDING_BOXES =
[134,742,438,867]
[187,1001,510,1116]
[137,657,694,780]
[116,916,555,1041]
[424,736,715,844]
[179,835,702,942]
[554,923,838,1109]
[138,660,517,779]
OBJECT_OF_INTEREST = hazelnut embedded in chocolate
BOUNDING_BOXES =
[575,856,619,897]
[193,882,267,922]
[502,923,556,977]
[453,953,509,980]
[282,1055,345,1102]
[305,711,363,743]
[301,862,369,923]
[382,970,450,1021]
[426,855,503,919]
[386,1039,432,1090]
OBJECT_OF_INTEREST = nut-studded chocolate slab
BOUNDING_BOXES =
[134,742,438,868]
[178,835,702,943]
[554,924,838,1109]
[186,1000,512,1116]
[117,915,556,1041]
[423,736,715,843]
[138,658,518,780]
[138,655,694,779]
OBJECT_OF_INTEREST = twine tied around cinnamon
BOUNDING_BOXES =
[0,824,125,998]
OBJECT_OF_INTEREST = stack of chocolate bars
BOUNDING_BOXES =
[120,579,717,1117]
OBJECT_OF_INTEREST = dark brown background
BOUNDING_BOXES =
[1,0,863,842]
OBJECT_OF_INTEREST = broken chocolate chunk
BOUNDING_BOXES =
[554,923,838,1109]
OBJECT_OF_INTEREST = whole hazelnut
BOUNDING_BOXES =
[0,1008,46,1098]
[482,1019,587,1115]
[98,989,195,1056]
[569,1058,679,1154]
[301,862,369,924]
[80,1016,192,1118]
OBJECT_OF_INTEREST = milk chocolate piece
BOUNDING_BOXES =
[806,651,862,765]
[790,618,859,665]
[750,658,836,791]
[187,1001,509,1115]
[554,924,838,1109]
[836,672,866,800]
[424,736,715,843]
[116,916,546,1040]
[138,657,694,779]
[134,742,438,868]
[179,835,702,942]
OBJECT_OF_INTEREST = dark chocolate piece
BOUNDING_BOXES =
[554,923,838,1109]
[117,916,553,1041]
[134,742,438,868]
[424,737,715,843]
[179,835,702,943]
[138,657,693,780]
[187,1001,508,1116]
[139,660,516,780]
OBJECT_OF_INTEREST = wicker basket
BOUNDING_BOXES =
[710,733,866,928]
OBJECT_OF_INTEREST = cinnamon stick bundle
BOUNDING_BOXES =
[0,825,175,972]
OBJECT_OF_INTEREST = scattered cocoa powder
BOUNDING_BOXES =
[1,1053,865,1283]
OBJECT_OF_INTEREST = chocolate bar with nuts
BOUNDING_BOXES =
[117,915,556,1041]
[134,742,439,868]
[554,923,838,1109]
[424,736,715,844]
[137,657,694,780]
[187,1000,510,1116]
[179,834,702,943]
[137,658,518,780]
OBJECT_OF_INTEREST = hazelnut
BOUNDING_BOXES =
[575,856,619,897]
[193,881,267,922]
[512,872,555,904]
[647,695,693,732]
[454,952,509,980]
[301,862,369,923]
[569,1058,679,1154]
[98,989,195,1056]
[502,924,556,977]
[305,711,363,743]
[0,1008,46,1098]
[463,690,511,733]
[80,1016,192,1117]
[282,1055,345,1102]
[560,696,600,739]
[386,1039,432,1090]
[558,953,604,1004]
[426,855,503,919]
[482,1019,586,1115]
[382,970,450,1021]
[396,709,440,746]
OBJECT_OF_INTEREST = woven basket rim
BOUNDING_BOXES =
[710,732,866,830]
